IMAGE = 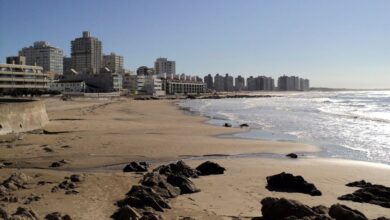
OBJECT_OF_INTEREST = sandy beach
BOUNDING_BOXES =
[1,97,389,219]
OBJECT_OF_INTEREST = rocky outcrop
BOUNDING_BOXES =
[1,172,31,191]
[119,185,171,212]
[266,172,322,196]
[240,123,249,128]
[329,204,367,220]
[166,175,199,194]
[123,162,149,172]
[141,172,180,198]
[112,205,142,220]
[260,197,332,220]
[196,161,225,176]
[154,161,199,178]
[9,207,39,220]
[258,197,387,220]
[339,180,390,208]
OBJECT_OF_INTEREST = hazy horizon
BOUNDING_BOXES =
[0,0,389,89]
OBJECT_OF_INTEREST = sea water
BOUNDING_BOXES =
[179,91,390,164]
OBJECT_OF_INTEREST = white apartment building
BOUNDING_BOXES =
[137,75,165,96]
[154,58,175,75]
[19,41,63,74]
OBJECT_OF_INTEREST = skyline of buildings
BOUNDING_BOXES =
[2,30,311,95]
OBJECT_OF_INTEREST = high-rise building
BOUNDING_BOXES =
[278,75,309,91]
[71,31,102,74]
[6,56,26,65]
[247,76,256,91]
[19,41,63,74]
[154,57,176,75]
[235,75,245,91]
[214,74,225,91]
[102,53,124,73]
[224,74,234,91]
[63,57,72,74]
[204,74,213,90]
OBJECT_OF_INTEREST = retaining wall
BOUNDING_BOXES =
[0,99,49,135]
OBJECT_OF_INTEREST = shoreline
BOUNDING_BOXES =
[0,97,389,219]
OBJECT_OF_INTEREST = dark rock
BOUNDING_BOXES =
[196,161,225,176]
[154,161,199,178]
[166,174,200,194]
[119,185,170,212]
[112,205,142,220]
[45,212,72,220]
[311,205,329,215]
[329,204,367,220]
[260,197,330,220]
[70,174,84,182]
[141,172,180,198]
[10,207,39,220]
[223,123,232,127]
[339,180,390,208]
[59,180,77,189]
[266,172,322,196]
[240,123,249,128]
[1,195,18,203]
[140,212,163,220]
[123,161,149,172]
[0,207,8,220]
[50,162,62,168]
[286,153,298,159]
[51,186,60,193]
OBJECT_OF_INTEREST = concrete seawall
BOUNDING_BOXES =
[0,99,49,135]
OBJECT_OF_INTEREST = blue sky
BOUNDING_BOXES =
[0,0,389,88]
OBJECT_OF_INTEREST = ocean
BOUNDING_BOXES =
[179,91,390,165]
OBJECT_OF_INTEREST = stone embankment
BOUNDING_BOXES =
[0,99,49,135]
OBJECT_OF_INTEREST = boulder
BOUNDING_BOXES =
[196,161,225,176]
[339,181,390,208]
[70,174,84,182]
[123,162,149,172]
[286,153,298,159]
[260,197,331,220]
[266,172,322,196]
[141,172,180,198]
[329,204,367,220]
[119,185,170,212]
[112,205,142,220]
[239,123,249,128]
[154,161,199,178]
[166,175,200,194]
[10,207,39,220]
[223,123,232,127]
[45,212,72,220]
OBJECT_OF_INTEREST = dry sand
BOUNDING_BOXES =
[0,97,389,219]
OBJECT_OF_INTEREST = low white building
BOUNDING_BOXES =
[49,80,87,93]
[137,75,165,96]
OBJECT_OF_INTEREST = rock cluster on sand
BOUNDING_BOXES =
[258,197,389,220]
[266,172,322,196]
[51,174,85,195]
[123,161,150,172]
[338,180,390,208]
[113,160,226,220]
[1,172,32,203]
[45,212,72,220]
